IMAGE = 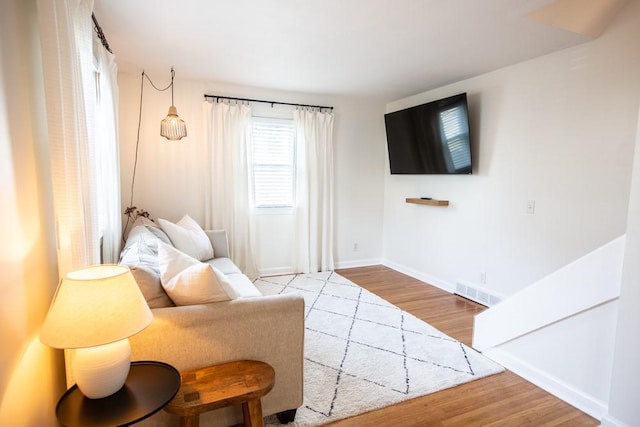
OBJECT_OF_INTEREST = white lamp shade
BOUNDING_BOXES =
[40,265,153,349]
[160,105,187,140]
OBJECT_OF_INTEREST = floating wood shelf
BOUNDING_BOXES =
[406,198,449,206]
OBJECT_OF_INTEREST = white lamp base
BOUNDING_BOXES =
[72,339,132,399]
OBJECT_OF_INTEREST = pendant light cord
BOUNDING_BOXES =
[171,68,175,106]
[129,67,175,205]
[123,68,176,239]
[142,68,174,92]
[128,71,145,210]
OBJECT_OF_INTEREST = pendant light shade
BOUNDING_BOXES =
[160,67,187,140]
[161,105,187,140]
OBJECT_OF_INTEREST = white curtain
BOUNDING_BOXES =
[37,0,100,277]
[293,109,335,273]
[93,35,122,263]
[203,101,259,279]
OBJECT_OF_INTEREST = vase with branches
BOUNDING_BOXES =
[122,206,153,241]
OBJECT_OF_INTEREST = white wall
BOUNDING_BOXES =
[603,107,640,427]
[383,0,640,297]
[0,0,64,424]
[383,1,640,420]
[118,74,386,273]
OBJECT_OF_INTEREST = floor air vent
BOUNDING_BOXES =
[455,281,502,307]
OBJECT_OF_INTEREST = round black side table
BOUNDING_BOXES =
[56,361,180,427]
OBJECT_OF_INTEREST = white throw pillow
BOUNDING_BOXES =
[119,238,159,273]
[158,215,214,261]
[158,242,230,305]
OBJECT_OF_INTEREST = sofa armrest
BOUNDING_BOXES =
[129,293,304,425]
[205,229,230,258]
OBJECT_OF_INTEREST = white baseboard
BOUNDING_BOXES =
[600,414,630,427]
[258,258,382,276]
[484,348,608,421]
[334,258,382,269]
[258,266,294,277]
[381,259,455,293]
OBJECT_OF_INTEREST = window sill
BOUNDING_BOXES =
[254,207,295,215]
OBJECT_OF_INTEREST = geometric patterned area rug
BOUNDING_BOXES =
[254,271,504,426]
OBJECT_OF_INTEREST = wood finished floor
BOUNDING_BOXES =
[331,265,598,427]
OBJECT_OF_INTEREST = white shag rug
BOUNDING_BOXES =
[254,271,504,427]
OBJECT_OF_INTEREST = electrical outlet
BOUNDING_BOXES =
[353,243,359,252]
[526,200,536,214]
[480,272,487,284]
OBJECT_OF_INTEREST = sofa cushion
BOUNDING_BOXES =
[225,273,262,299]
[129,265,174,308]
[158,215,214,261]
[158,241,230,305]
[205,257,242,275]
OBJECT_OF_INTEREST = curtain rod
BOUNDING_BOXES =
[92,13,113,54]
[204,94,333,110]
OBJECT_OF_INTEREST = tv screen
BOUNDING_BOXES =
[384,93,472,174]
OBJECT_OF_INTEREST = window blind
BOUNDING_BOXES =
[251,117,296,208]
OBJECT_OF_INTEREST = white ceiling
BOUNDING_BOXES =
[93,0,623,101]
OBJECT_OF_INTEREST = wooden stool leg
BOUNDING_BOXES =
[242,398,264,427]
[179,415,199,427]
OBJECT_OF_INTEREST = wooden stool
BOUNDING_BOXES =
[165,360,275,427]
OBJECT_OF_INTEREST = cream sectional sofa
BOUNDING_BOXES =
[118,222,304,426]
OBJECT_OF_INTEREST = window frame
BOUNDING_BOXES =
[250,115,297,211]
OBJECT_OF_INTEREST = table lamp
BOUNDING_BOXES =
[40,265,153,399]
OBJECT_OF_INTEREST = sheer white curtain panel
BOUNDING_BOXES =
[37,0,100,276]
[203,101,259,279]
[293,109,335,273]
[93,35,122,263]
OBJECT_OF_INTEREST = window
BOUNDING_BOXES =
[251,117,296,208]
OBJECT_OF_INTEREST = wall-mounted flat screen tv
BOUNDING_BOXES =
[384,93,472,174]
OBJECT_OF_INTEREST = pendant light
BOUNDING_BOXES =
[123,67,186,239]
[160,67,187,140]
